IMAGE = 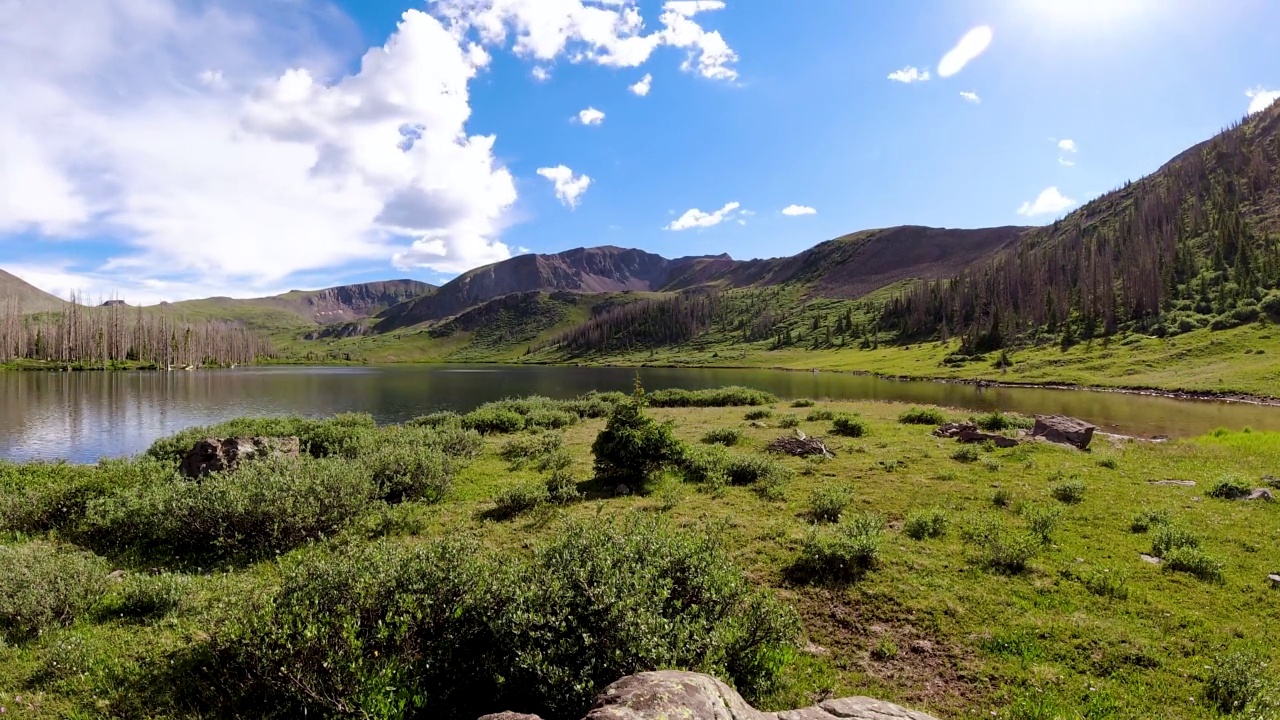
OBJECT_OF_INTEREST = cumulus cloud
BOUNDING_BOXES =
[665,201,743,231]
[531,65,551,82]
[1058,157,1076,167]
[576,107,606,125]
[937,26,993,78]
[959,90,980,103]
[888,66,929,83]
[781,205,817,216]
[1058,138,1077,152]
[437,0,740,81]
[1246,86,1279,115]
[1016,187,1076,217]
[629,73,653,96]
[536,165,592,208]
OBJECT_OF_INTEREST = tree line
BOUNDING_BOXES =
[1,294,274,367]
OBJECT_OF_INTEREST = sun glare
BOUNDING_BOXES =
[1027,0,1151,25]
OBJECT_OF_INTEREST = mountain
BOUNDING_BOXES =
[168,280,436,334]
[0,269,65,313]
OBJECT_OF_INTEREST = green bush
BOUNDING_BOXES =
[145,414,378,463]
[98,572,190,620]
[776,414,801,429]
[646,386,777,408]
[591,390,683,490]
[361,441,454,504]
[898,407,947,425]
[793,513,884,582]
[790,398,816,408]
[871,638,899,661]
[1208,475,1254,500]
[701,427,743,446]
[974,412,1033,432]
[461,407,527,434]
[1162,546,1226,583]
[0,542,109,642]
[219,518,799,718]
[1072,566,1129,600]
[680,445,730,486]
[1097,457,1119,470]
[81,455,377,564]
[744,408,773,421]
[406,410,462,429]
[723,454,789,486]
[1151,524,1200,557]
[560,391,628,419]
[965,517,1038,574]
[1021,504,1063,545]
[903,507,948,540]
[1204,649,1276,715]
[544,465,583,505]
[807,486,852,523]
[1050,479,1086,504]
[491,483,549,520]
[500,433,565,469]
[805,409,835,422]
[991,488,1013,508]
[0,458,176,534]
[952,446,981,463]
[1130,508,1171,533]
[830,414,868,438]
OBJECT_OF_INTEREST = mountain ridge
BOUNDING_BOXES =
[0,269,66,313]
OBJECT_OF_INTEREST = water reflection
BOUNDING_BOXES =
[2,365,1279,463]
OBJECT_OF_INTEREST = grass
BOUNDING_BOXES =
[1,394,1278,719]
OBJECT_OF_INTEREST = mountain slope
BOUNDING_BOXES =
[0,269,65,313]
[168,280,436,334]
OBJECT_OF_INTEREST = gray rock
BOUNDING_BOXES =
[1268,574,1280,588]
[1148,479,1196,487]
[1031,415,1096,450]
[581,670,939,720]
[478,714,544,720]
[1140,554,1163,565]
[180,436,301,478]
[1246,488,1275,502]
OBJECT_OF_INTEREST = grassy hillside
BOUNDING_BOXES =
[0,269,64,313]
[2,392,1277,718]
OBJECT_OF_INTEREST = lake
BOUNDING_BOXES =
[3,364,1279,463]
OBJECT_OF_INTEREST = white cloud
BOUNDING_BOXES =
[198,69,227,90]
[575,106,606,125]
[959,90,980,103]
[662,1,726,16]
[1016,187,1076,217]
[937,25,993,78]
[1058,157,1076,167]
[531,65,551,82]
[781,204,817,216]
[665,201,743,231]
[536,165,592,208]
[888,66,929,83]
[1246,86,1280,115]
[1058,138,1077,152]
[438,0,740,81]
[629,73,653,96]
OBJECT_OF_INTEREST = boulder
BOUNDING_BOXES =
[1246,488,1275,502]
[1031,415,1096,450]
[955,430,1019,448]
[180,436,301,478]
[582,670,939,720]
[479,715,544,720]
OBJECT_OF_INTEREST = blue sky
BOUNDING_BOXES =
[1,0,1277,303]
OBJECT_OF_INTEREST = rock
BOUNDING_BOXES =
[1148,479,1196,487]
[1140,554,1163,565]
[582,670,939,720]
[1264,475,1280,489]
[1268,574,1280,588]
[1031,415,1096,450]
[107,569,127,581]
[614,484,631,497]
[479,714,543,720]
[1246,488,1275,502]
[955,430,1019,448]
[180,436,301,478]
[933,422,977,438]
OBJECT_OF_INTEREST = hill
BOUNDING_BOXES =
[0,269,65,313]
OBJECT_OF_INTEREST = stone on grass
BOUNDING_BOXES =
[180,436,301,479]
[1031,415,1096,450]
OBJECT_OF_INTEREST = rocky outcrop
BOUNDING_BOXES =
[1031,415,1096,450]
[482,671,938,720]
[932,422,1018,448]
[180,437,301,478]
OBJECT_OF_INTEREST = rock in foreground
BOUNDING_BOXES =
[180,436,301,478]
[483,670,939,720]
[1031,415,1096,450]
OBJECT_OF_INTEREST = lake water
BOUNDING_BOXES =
[3,365,1279,463]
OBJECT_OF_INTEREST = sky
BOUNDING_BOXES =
[1,0,1278,304]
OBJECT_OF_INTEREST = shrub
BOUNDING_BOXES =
[544,466,583,505]
[830,414,868,438]
[491,483,549,520]
[98,572,191,620]
[898,407,947,425]
[461,407,526,434]
[1208,475,1254,500]
[561,391,627,419]
[0,458,176,534]
[1073,566,1130,600]
[807,486,852,523]
[903,508,948,540]
[871,638,899,661]
[1151,524,1200,557]
[744,408,773,421]
[1130,508,1171,533]
[361,442,453,504]
[0,542,109,642]
[701,428,743,446]
[991,488,1013,508]
[406,411,461,429]
[219,518,800,718]
[524,409,579,431]
[952,446,981,463]
[793,513,884,582]
[723,454,788,486]
[790,398,816,408]
[1205,649,1276,715]
[1021,504,1063,545]
[680,445,730,486]
[144,414,378,464]
[1162,546,1226,583]
[591,389,683,491]
[1261,293,1280,321]
[81,455,377,564]
[806,409,835,422]
[1097,457,1119,470]
[965,517,1038,574]
[500,433,565,469]
[1050,479,1086,504]
[777,414,801,429]
[646,386,777,408]
[974,412,1033,432]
